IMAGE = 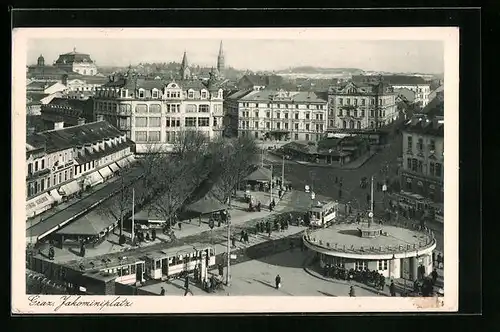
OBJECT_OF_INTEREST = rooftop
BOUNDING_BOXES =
[352,74,429,85]
[55,49,94,65]
[237,90,327,104]
[402,116,444,137]
[305,223,435,256]
[103,77,220,92]
[26,120,124,153]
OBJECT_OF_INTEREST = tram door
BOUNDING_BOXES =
[136,263,143,282]
[401,258,411,280]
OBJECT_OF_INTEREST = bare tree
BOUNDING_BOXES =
[210,136,258,206]
[95,174,134,240]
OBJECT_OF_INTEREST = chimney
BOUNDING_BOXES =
[78,118,86,126]
[96,114,104,122]
[54,121,64,130]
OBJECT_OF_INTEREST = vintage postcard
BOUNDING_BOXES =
[12,27,459,313]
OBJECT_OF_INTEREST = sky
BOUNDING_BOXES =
[27,38,444,74]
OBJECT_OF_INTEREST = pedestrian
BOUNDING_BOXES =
[178,222,182,230]
[198,216,202,227]
[231,236,236,248]
[272,198,276,208]
[269,203,273,212]
[151,228,156,241]
[160,286,165,296]
[275,274,281,289]
[218,264,224,276]
[389,281,396,296]
[184,276,189,290]
[349,286,355,297]
[431,268,438,285]
[240,230,245,242]
[437,252,443,269]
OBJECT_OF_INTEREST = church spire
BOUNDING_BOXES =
[217,41,225,77]
[179,51,191,80]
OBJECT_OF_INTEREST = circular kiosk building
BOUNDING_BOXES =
[303,217,437,280]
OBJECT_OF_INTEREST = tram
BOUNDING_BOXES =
[309,200,338,227]
[143,243,216,281]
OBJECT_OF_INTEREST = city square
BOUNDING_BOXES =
[21,30,446,300]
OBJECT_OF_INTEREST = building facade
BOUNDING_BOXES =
[400,115,444,205]
[54,48,98,76]
[327,80,398,131]
[25,120,136,219]
[94,73,224,153]
[225,89,328,141]
[353,75,431,108]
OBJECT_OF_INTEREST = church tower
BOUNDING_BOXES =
[217,41,225,76]
[37,54,45,67]
[179,51,191,80]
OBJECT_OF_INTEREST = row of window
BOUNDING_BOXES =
[135,89,222,100]
[27,168,74,198]
[406,158,443,177]
[240,121,324,132]
[337,97,392,106]
[338,109,389,118]
[241,131,321,142]
[240,111,326,120]
[27,151,72,175]
[240,103,325,110]
[407,136,438,153]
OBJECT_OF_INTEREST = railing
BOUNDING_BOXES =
[303,220,436,255]
[26,168,51,180]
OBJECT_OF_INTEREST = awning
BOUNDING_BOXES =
[87,171,104,186]
[26,193,55,218]
[59,180,81,197]
[245,167,272,182]
[116,158,128,168]
[49,189,63,202]
[126,154,135,164]
[186,197,228,215]
[98,166,113,179]
[109,162,120,173]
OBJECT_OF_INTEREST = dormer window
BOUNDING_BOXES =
[188,90,194,99]
[152,89,159,99]
[138,89,145,98]
[201,90,207,99]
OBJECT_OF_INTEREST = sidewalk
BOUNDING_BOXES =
[48,189,300,262]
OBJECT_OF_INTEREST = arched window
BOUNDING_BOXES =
[342,120,347,129]
[349,120,354,129]
[356,121,361,129]
[370,121,374,128]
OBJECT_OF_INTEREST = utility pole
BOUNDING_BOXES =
[370,175,374,227]
[131,187,135,244]
[226,214,231,286]
[281,154,285,191]
[270,163,274,202]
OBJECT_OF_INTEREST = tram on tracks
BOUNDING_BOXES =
[309,200,338,227]
[143,243,216,281]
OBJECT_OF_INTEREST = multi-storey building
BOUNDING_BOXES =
[94,72,224,153]
[400,115,444,206]
[352,75,431,108]
[54,48,98,76]
[327,80,398,130]
[25,120,135,219]
[225,89,328,141]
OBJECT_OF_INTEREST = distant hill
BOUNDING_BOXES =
[276,67,365,75]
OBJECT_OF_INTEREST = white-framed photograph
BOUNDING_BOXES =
[12,26,459,314]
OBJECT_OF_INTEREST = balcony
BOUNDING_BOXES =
[26,168,51,180]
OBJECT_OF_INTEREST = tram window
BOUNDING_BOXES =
[168,257,174,265]
[155,260,161,269]
[130,264,136,274]
[122,266,130,275]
